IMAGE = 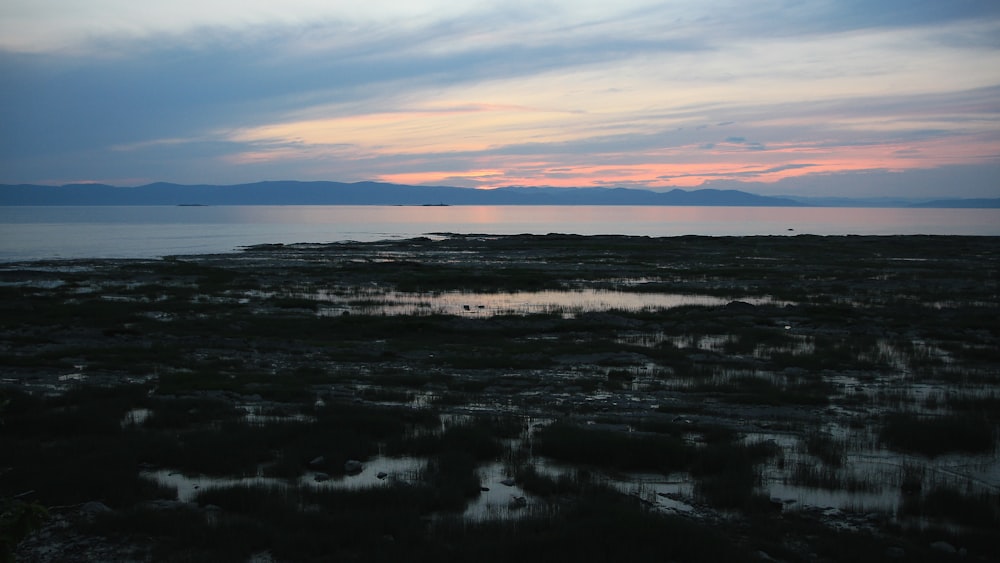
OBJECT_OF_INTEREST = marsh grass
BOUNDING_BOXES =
[1,433,177,508]
[690,440,778,511]
[533,422,691,472]
[420,452,483,511]
[803,431,847,467]
[881,412,995,457]
[788,463,878,493]
[514,465,589,498]
[391,419,503,461]
[87,480,750,562]
[143,397,241,429]
[900,486,1000,529]
[943,391,1000,420]
[359,387,415,403]
[695,374,832,406]
[4,235,1000,561]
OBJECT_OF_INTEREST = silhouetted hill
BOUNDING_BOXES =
[782,195,1000,208]
[907,198,1000,208]
[0,181,807,206]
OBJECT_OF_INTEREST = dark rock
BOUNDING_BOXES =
[344,460,363,474]
[724,300,756,312]
[79,501,112,521]
[139,500,191,511]
[930,541,956,554]
[884,547,905,559]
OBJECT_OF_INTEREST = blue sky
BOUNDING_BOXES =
[2,0,999,197]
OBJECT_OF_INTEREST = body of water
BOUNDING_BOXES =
[2,205,998,262]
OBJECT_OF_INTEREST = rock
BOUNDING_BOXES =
[930,541,956,554]
[78,501,112,522]
[884,547,905,559]
[344,459,363,474]
[500,477,516,486]
[140,499,191,511]
[314,472,330,482]
[724,300,757,312]
[376,471,388,480]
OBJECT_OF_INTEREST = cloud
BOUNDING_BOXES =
[658,163,820,181]
[705,163,1000,199]
[1,2,999,196]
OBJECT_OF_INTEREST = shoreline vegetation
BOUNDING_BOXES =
[2,234,999,561]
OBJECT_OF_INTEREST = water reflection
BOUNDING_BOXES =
[293,288,783,317]
[5,205,1000,261]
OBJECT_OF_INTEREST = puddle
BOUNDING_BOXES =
[238,404,315,425]
[666,334,731,352]
[301,455,426,491]
[744,424,1000,519]
[141,448,703,522]
[765,482,899,513]
[142,455,428,503]
[604,471,697,514]
[142,469,286,503]
[121,408,152,428]
[463,462,535,521]
[0,279,66,288]
[250,288,785,317]
[58,372,87,382]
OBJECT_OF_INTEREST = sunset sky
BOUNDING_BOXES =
[2,1,999,197]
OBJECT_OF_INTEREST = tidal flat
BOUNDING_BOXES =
[2,234,998,562]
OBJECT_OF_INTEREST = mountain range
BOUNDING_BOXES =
[0,181,997,207]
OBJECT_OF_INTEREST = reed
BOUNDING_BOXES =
[881,412,995,457]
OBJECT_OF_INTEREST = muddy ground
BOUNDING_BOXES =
[2,234,998,562]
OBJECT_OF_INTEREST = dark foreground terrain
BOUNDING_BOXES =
[2,234,998,562]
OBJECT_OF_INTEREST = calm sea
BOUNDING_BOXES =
[1,205,998,262]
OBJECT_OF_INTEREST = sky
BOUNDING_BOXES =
[1,1,999,198]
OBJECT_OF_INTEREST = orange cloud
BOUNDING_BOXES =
[378,169,506,186]
[358,128,1000,190]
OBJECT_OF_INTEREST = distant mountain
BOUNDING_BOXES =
[0,181,806,206]
[907,198,1000,209]
[4,181,993,207]
[781,195,1000,208]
